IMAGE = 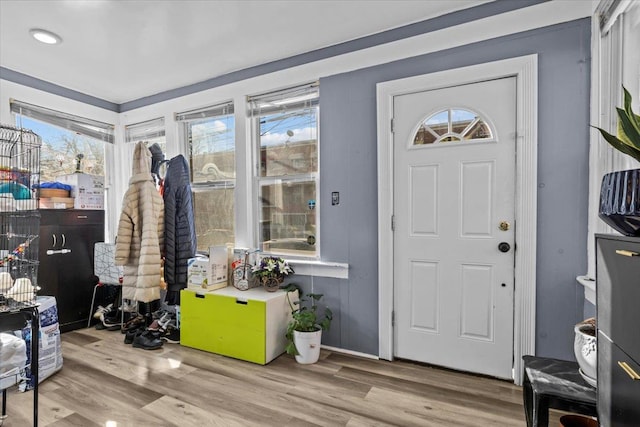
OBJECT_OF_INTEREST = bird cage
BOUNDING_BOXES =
[0,125,41,311]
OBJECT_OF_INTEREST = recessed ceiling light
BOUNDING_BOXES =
[29,29,62,45]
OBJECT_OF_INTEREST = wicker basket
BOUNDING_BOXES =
[40,188,70,198]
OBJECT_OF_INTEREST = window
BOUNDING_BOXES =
[177,102,235,251]
[249,83,319,257]
[414,108,493,145]
[586,1,640,279]
[124,117,167,191]
[10,100,113,182]
[124,117,166,152]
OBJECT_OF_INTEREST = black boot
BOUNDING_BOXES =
[124,325,145,344]
[132,329,163,350]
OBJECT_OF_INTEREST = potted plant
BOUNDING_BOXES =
[593,86,640,236]
[251,256,294,291]
[573,317,597,387]
[284,283,332,364]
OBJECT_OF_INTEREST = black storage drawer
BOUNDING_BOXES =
[596,235,640,360]
[38,209,104,332]
[39,209,104,226]
[597,331,640,427]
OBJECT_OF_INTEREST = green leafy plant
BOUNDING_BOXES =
[593,86,640,163]
[284,283,333,356]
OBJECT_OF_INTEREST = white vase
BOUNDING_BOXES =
[293,329,322,364]
[574,323,597,384]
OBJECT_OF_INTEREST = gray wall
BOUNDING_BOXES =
[584,300,596,320]
[309,18,591,362]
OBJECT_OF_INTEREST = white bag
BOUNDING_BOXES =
[0,332,27,390]
[16,295,64,391]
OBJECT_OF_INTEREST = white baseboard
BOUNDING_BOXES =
[322,345,379,360]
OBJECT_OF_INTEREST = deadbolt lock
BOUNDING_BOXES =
[499,221,510,231]
[498,242,511,253]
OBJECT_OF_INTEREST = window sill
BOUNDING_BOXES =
[288,260,349,279]
[576,275,596,305]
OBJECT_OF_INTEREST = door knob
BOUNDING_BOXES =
[498,242,511,253]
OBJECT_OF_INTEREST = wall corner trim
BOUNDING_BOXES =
[0,67,119,112]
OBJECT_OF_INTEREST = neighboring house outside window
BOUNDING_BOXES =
[177,102,235,252]
[249,83,319,258]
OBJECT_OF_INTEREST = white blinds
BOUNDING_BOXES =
[175,101,234,122]
[10,99,115,143]
[598,0,632,33]
[124,117,165,143]
[248,82,319,116]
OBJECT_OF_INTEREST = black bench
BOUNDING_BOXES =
[522,355,597,427]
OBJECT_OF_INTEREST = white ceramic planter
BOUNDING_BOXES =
[574,324,597,384]
[293,329,322,364]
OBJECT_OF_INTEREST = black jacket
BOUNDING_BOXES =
[163,155,197,293]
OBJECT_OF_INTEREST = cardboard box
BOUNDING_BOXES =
[40,197,74,209]
[57,173,104,210]
[187,257,210,290]
[187,250,228,292]
[209,245,229,285]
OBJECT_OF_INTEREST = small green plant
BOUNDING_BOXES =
[593,86,640,163]
[284,283,333,356]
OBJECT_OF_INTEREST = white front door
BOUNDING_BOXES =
[393,77,516,379]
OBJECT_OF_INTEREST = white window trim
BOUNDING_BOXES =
[583,1,640,296]
[416,107,496,145]
[290,260,349,279]
[248,83,321,260]
[176,101,236,252]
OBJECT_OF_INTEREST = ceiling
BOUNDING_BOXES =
[0,0,490,105]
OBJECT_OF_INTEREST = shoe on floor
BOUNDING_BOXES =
[162,327,180,344]
[121,314,145,333]
[103,311,134,328]
[95,322,107,330]
[93,303,113,319]
[147,319,160,331]
[149,312,176,331]
[132,330,163,350]
[122,300,137,312]
[124,326,145,344]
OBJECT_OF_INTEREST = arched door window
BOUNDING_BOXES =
[413,108,493,145]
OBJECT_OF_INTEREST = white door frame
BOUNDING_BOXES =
[376,55,538,385]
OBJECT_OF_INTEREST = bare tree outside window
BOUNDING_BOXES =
[16,116,106,182]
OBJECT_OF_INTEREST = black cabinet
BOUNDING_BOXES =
[38,210,104,332]
[596,234,640,427]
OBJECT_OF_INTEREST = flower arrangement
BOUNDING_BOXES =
[252,256,294,291]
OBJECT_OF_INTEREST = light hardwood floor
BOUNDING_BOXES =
[2,328,566,426]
